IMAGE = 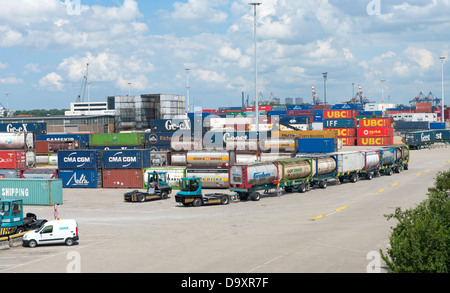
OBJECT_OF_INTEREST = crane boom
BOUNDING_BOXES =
[77,63,89,103]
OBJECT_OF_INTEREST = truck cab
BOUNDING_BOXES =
[124,171,172,202]
[0,199,46,236]
[0,200,23,236]
[175,177,231,207]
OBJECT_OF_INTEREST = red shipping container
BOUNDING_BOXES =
[35,141,50,154]
[0,150,27,169]
[323,110,356,120]
[314,105,331,110]
[102,169,143,189]
[356,136,393,146]
[286,110,314,116]
[357,128,394,137]
[358,118,393,128]
[340,137,356,146]
[202,109,217,114]
[324,128,355,137]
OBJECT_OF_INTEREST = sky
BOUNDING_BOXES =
[0,0,449,111]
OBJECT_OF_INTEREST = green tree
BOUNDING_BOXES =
[380,170,450,273]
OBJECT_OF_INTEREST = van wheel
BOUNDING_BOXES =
[65,238,74,246]
[28,240,37,248]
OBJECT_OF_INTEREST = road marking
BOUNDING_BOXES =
[441,163,447,166]
[376,189,385,194]
[424,170,430,173]
[310,215,324,221]
[416,173,421,177]
[390,183,398,187]
[336,206,348,212]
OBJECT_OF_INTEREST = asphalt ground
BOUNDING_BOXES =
[0,145,449,275]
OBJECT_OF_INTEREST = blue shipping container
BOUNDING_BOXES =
[58,169,100,189]
[394,121,429,130]
[146,145,172,152]
[58,150,102,170]
[102,149,151,169]
[313,116,323,122]
[280,116,310,124]
[0,123,47,134]
[430,122,446,130]
[323,119,356,128]
[286,105,314,111]
[297,138,335,153]
[267,111,287,117]
[36,134,90,148]
[332,104,357,110]
[434,130,450,141]
[314,110,323,116]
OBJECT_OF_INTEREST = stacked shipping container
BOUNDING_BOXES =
[322,110,357,146]
[57,150,103,188]
[356,118,394,146]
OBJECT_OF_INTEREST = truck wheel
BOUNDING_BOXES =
[404,164,409,170]
[161,191,168,199]
[221,196,230,205]
[366,173,373,180]
[250,192,260,201]
[193,198,202,207]
[65,238,74,246]
[28,240,37,248]
[138,195,146,202]
[298,184,306,193]
[319,180,327,189]
[16,227,25,234]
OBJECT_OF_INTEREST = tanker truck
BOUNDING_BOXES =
[228,158,314,200]
[295,154,338,188]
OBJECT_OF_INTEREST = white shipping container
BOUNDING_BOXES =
[335,151,365,173]
[389,113,437,122]
[311,122,323,130]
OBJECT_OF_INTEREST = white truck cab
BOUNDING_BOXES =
[22,219,79,248]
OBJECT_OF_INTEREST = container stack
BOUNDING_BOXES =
[101,149,151,189]
[356,118,394,146]
[0,131,35,179]
[35,133,87,167]
[323,109,357,146]
[57,150,103,189]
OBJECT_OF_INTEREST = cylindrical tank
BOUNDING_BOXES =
[402,147,409,161]
[170,139,202,151]
[48,154,58,166]
[0,133,34,149]
[263,138,297,152]
[230,162,278,187]
[26,151,36,167]
[186,151,229,167]
[36,155,49,165]
[280,160,312,180]
[260,153,293,162]
[186,169,228,188]
[171,153,187,165]
[316,157,336,175]
[236,154,258,164]
[364,151,380,169]
[380,149,395,165]
[226,139,259,151]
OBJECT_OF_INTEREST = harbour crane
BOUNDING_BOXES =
[76,63,89,103]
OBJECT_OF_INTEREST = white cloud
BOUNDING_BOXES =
[39,72,64,91]
[404,47,435,71]
[0,76,23,85]
[170,0,228,24]
[0,62,8,70]
[194,69,227,83]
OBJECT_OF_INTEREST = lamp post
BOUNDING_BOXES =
[380,79,385,111]
[185,68,190,114]
[440,57,446,117]
[249,2,261,134]
[322,72,327,106]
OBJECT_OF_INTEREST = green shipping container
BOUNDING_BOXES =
[0,179,63,206]
[89,133,145,147]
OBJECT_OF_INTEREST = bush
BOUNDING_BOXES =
[380,170,450,273]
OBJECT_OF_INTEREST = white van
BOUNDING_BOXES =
[22,219,79,248]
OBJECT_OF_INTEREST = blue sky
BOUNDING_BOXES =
[0,0,449,111]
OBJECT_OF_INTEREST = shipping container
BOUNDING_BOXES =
[434,130,450,142]
[0,123,46,134]
[335,151,365,174]
[0,169,19,178]
[356,137,394,146]
[58,169,101,189]
[149,119,195,133]
[0,132,34,149]
[89,133,145,147]
[263,138,298,153]
[340,137,356,146]
[297,138,335,153]
[358,118,394,128]
[404,131,435,148]
[429,122,446,130]
[170,137,203,151]
[0,150,27,169]
[35,140,80,154]
[0,179,63,206]
[394,121,430,130]
[280,116,310,124]
[357,128,394,137]
[146,145,172,152]
[101,149,151,169]
[323,119,356,128]
[186,151,229,167]
[332,104,357,110]
[286,110,314,116]
[102,169,143,189]
[57,150,102,170]
[286,105,314,111]
[259,153,294,162]
[36,134,89,148]
[323,128,355,137]
[323,110,356,120]
[20,169,58,180]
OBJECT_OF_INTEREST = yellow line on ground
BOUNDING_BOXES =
[424,170,430,173]
[376,189,385,194]
[390,183,398,187]
[416,173,421,177]
[310,215,324,221]
[441,163,447,165]
[336,206,348,212]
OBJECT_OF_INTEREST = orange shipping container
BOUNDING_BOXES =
[356,137,393,146]
[358,118,393,128]
[102,169,143,189]
[324,128,355,137]
[323,110,356,120]
[357,128,394,137]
